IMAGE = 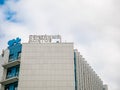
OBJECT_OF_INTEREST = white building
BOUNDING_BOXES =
[103,85,108,90]
[0,35,107,90]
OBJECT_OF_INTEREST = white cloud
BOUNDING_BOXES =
[0,0,120,90]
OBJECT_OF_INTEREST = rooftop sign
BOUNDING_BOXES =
[29,35,61,43]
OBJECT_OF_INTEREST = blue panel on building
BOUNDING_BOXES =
[8,37,22,61]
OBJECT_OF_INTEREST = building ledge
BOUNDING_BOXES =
[2,60,20,69]
[0,77,18,85]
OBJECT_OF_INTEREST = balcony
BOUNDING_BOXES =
[2,59,20,69]
[0,76,18,85]
[6,65,19,79]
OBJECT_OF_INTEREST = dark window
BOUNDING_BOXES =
[5,82,18,90]
[9,54,14,61]
[6,65,20,79]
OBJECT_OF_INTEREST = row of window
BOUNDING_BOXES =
[4,42,22,90]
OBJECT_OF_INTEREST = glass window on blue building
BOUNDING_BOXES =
[8,51,21,62]
[8,42,22,62]
[5,82,18,90]
[6,65,20,79]
[9,54,14,61]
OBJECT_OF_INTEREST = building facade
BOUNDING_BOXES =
[0,35,107,90]
[103,85,108,90]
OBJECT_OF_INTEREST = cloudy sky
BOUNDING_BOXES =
[0,0,120,90]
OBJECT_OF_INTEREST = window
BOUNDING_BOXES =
[9,54,14,61]
[5,82,18,90]
[6,65,20,79]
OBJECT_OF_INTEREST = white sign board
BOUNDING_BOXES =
[29,35,61,43]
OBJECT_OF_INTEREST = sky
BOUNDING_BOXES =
[0,0,120,90]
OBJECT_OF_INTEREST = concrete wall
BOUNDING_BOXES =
[0,49,9,90]
[18,43,75,90]
[103,85,108,90]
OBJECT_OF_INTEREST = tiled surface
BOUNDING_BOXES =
[18,43,75,90]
